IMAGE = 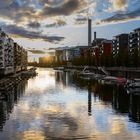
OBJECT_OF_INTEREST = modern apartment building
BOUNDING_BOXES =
[129,28,140,55]
[21,47,28,71]
[14,43,28,73]
[112,34,129,56]
[0,30,14,75]
[0,29,27,75]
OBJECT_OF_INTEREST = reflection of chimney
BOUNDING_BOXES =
[88,18,92,46]
[88,83,92,116]
[94,32,96,40]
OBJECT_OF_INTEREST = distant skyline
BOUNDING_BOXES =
[0,0,140,61]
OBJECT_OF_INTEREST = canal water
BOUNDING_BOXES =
[0,68,140,140]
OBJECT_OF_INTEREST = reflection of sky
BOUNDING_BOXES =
[0,68,140,139]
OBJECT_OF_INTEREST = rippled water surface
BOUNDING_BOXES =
[0,68,140,140]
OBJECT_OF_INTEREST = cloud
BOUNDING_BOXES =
[111,0,128,11]
[41,0,87,17]
[0,0,87,28]
[0,0,13,8]
[28,49,46,54]
[2,24,64,43]
[0,1,37,24]
[46,19,66,28]
[100,8,140,23]
[27,22,41,28]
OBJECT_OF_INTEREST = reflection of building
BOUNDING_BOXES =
[55,71,74,86]
[54,70,140,124]
[129,94,140,122]
[112,87,129,113]
[0,79,27,130]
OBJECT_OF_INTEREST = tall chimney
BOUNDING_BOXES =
[94,32,96,40]
[88,18,92,46]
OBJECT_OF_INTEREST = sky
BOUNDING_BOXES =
[0,0,140,61]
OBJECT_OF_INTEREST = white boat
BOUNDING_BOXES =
[126,79,140,88]
[127,88,140,95]
[79,66,95,77]
[128,82,140,88]
[103,76,127,85]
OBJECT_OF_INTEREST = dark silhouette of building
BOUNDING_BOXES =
[112,34,129,56]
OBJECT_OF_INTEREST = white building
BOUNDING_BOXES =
[0,29,14,75]
[129,28,140,55]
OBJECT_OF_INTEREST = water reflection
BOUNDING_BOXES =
[88,82,92,116]
[0,79,27,131]
[0,68,140,139]
[72,73,140,122]
[129,94,140,122]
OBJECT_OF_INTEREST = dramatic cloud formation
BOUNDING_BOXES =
[100,8,140,24]
[2,24,64,43]
[0,0,36,24]
[40,0,87,17]
[0,0,139,27]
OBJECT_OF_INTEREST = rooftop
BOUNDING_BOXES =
[134,28,140,32]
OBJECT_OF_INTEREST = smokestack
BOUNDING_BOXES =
[88,18,92,46]
[94,32,96,40]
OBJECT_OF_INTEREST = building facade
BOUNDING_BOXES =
[112,34,129,56]
[0,30,14,75]
[0,29,27,75]
[129,28,140,55]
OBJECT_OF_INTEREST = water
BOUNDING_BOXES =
[0,68,140,140]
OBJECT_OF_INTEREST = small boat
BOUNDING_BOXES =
[127,87,140,95]
[103,76,127,85]
[78,66,95,77]
[128,82,140,88]
[126,79,140,88]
